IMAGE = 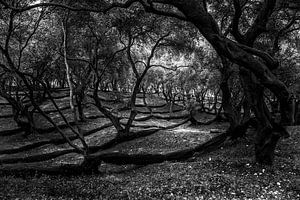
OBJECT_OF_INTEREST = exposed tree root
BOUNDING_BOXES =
[0,119,189,164]
[89,129,161,153]
[0,131,228,175]
[135,103,167,108]
[88,118,189,153]
[91,118,190,150]
[0,114,105,137]
[89,132,227,165]
[0,123,113,154]
[134,114,189,122]
[0,129,159,165]
[0,128,23,136]
[137,108,184,114]
[121,118,189,129]
[0,149,80,164]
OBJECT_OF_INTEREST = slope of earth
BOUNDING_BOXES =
[0,127,299,200]
[0,91,299,199]
[0,129,299,199]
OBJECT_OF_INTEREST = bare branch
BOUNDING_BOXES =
[236,42,279,70]
[0,0,189,23]
[64,56,93,66]
[244,0,277,45]
[61,16,89,151]
[146,32,170,67]
[5,10,15,51]
[18,9,45,69]
[126,34,140,79]
[0,0,140,13]
[151,64,189,71]
[231,0,245,43]
[98,46,127,80]
[141,1,187,21]
[135,60,147,68]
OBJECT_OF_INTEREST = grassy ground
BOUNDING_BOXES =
[0,92,299,199]
[0,126,299,200]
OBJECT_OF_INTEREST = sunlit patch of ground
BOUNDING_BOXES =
[104,121,226,154]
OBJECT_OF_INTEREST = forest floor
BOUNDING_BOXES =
[0,90,299,200]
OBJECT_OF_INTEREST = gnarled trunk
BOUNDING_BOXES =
[241,69,281,164]
[172,0,293,164]
[220,59,242,133]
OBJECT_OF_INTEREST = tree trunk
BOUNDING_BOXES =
[76,95,85,122]
[295,100,300,124]
[168,1,294,165]
[75,86,86,122]
[219,61,240,131]
[280,96,295,125]
[241,69,279,165]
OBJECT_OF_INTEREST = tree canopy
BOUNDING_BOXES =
[0,0,299,176]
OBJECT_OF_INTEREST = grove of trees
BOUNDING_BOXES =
[0,0,299,174]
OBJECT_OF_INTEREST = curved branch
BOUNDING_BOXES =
[236,42,279,69]
[141,1,187,21]
[0,0,140,13]
[87,131,227,166]
[18,8,45,69]
[0,123,113,155]
[231,0,245,43]
[244,0,277,45]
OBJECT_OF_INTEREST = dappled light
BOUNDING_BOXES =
[0,0,299,199]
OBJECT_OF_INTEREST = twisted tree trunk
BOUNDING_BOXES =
[170,0,293,164]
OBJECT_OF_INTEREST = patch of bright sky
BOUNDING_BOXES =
[30,0,42,11]
[132,44,194,71]
[131,35,213,73]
